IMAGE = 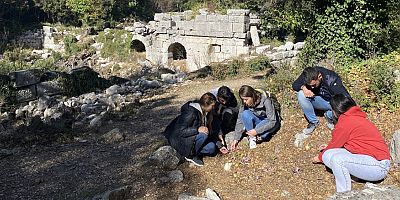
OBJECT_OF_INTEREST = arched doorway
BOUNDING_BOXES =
[167,43,187,71]
[168,43,187,60]
[131,40,146,52]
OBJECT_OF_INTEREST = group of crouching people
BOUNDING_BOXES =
[163,66,391,193]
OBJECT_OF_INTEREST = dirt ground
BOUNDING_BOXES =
[1,72,399,200]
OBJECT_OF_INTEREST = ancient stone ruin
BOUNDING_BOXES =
[126,9,261,72]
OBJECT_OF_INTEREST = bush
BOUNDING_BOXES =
[211,59,242,80]
[265,63,303,108]
[340,51,400,111]
[59,67,111,97]
[211,56,271,80]
[97,29,144,62]
[247,56,270,72]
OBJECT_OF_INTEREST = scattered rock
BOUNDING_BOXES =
[161,73,177,84]
[284,42,294,51]
[0,149,17,158]
[280,190,290,197]
[390,130,400,167]
[205,188,220,200]
[167,170,184,183]
[89,115,102,127]
[224,163,232,171]
[328,183,400,200]
[102,128,125,143]
[106,85,121,96]
[149,146,180,170]
[92,186,132,200]
[178,194,209,200]
[294,132,310,148]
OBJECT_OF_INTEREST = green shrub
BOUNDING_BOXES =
[98,29,141,62]
[247,56,270,72]
[58,67,111,97]
[0,77,15,105]
[211,56,271,80]
[266,63,303,108]
[211,59,243,80]
[340,51,400,111]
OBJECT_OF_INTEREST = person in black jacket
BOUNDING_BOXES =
[210,86,239,154]
[163,92,217,166]
[292,66,353,135]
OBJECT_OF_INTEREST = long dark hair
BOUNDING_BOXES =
[217,86,237,107]
[330,94,357,122]
[239,85,261,107]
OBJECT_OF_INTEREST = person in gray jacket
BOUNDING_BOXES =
[230,85,281,150]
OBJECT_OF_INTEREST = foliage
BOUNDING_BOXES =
[33,0,80,26]
[97,29,143,62]
[0,76,15,105]
[266,63,303,108]
[211,59,242,80]
[247,56,270,72]
[300,0,386,67]
[211,56,271,80]
[339,51,400,111]
[0,48,65,75]
[58,67,111,97]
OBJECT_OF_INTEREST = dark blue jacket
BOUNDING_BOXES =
[163,101,203,157]
[292,66,353,102]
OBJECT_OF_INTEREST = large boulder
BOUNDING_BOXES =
[390,130,400,167]
[149,146,180,170]
[92,186,132,200]
[328,183,400,200]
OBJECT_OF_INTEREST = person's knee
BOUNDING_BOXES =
[241,110,253,120]
[297,91,307,101]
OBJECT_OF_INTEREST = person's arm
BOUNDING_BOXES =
[253,97,278,134]
[292,72,305,91]
[233,106,244,141]
[318,125,350,162]
[177,111,199,138]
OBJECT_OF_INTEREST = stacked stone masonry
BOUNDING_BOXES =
[127,9,261,72]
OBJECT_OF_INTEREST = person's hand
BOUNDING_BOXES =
[246,129,257,136]
[319,144,328,151]
[230,140,239,151]
[312,155,322,164]
[219,146,229,155]
[302,86,315,97]
[198,126,209,134]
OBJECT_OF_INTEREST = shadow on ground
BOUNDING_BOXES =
[0,95,205,200]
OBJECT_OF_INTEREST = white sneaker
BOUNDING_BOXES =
[249,136,257,149]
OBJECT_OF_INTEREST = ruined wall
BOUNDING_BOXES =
[126,9,260,72]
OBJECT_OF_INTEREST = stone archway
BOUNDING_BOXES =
[131,39,146,52]
[168,42,187,60]
[167,42,187,71]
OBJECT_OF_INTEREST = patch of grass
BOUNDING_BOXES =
[97,29,144,63]
[211,56,272,80]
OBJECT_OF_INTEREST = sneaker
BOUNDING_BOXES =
[302,122,319,135]
[249,136,257,149]
[185,156,204,167]
[324,112,335,130]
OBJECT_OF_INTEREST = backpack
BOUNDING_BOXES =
[255,88,282,120]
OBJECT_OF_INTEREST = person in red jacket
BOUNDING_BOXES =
[313,94,390,193]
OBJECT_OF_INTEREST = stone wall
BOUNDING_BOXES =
[11,29,43,49]
[125,9,262,72]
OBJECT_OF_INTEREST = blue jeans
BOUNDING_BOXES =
[241,110,275,140]
[322,148,391,192]
[194,133,216,156]
[297,91,333,124]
